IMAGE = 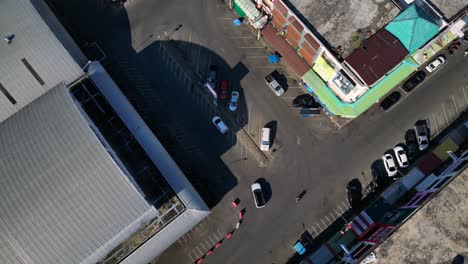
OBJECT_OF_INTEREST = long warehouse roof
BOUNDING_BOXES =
[0,0,83,123]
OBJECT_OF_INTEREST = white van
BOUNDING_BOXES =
[260,128,270,151]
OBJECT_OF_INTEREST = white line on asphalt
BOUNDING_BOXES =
[207,235,216,245]
[238,46,264,48]
[188,251,197,262]
[442,103,449,124]
[452,95,459,113]
[247,103,252,134]
[311,225,318,235]
[341,201,349,210]
[329,212,336,221]
[189,31,192,43]
[230,36,254,39]
[216,17,236,19]
[431,113,439,134]
[325,215,332,224]
[316,223,323,232]
[199,242,208,251]
[333,208,341,217]
[245,56,266,58]
[463,85,468,106]
[321,219,327,226]
[193,246,203,257]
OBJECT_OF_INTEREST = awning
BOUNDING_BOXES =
[313,56,335,82]
[233,0,260,20]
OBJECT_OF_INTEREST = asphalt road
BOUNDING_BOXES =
[46,0,468,263]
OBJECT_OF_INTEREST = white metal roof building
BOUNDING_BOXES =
[0,0,209,263]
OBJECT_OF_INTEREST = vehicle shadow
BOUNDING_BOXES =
[256,177,272,203]
[46,0,250,210]
[265,120,278,146]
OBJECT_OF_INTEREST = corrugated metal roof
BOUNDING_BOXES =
[0,83,157,264]
[0,0,83,124]
[344,29,408,86]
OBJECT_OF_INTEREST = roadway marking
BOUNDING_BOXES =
[238,46,264,48]
[442,103,449,124]
[246,55,266,58]
[463,85,468,106]
[321,219,327,226]
[431,112,439,134]
[316,223,323,232]
[452,95,459,113]
[325,215,332,224]
[230,36,254,39]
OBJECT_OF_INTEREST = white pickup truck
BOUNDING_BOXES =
[264,71,285,96]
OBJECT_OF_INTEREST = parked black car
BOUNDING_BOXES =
[405,129,419,159]
[347,179,362,210]
[402,71,426,93]
[371,160,388,188]
[292,94,318,108]
[379,91,401,111]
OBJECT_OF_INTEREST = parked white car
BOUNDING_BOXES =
[229,91,239,112]
[425,56,446,72]
[212,116,228,134]
[260,127,270,151]
[393,146,409,168]
[251,183,266,208]
[382,153,397,177]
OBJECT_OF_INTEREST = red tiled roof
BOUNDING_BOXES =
[271,9,286,29]
[289,16,304,32]
[261,24,310,77]
[273,0,288,15]
[304,33,321,51]
[417,152,442,176]
[344,29,408,86]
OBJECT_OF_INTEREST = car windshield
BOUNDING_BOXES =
[261,141,269,145]
[254,190,265,205]
[421,140,428,145]
[398,150,405,155]
[390,167,396,171]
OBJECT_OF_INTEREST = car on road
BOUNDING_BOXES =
[425,55,446,73]
[218,80,229,100]
[382,153,398,177]
[415,122,429,151]
[251,183,266,208]
[229,91,239,111]
[347,179,362,210]
[212,116,228,134]
[393,146,409,168]
[292,94,318,108]
[402,71,426,93]
[260,127,271,151]
[379,91,401,111]
[205,65,218,91]
[405,129,419,158]
[265,71,285,96]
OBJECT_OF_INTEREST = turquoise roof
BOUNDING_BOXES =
[385,4,439,53]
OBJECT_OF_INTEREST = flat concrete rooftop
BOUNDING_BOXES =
[288,0,400,57]
[375,169,468,263]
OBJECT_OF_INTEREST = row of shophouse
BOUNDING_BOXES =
[298,116,468,263]
[231,0,468,118]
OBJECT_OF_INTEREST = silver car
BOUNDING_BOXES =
[229,91,239,112]
[382,153,397,177]
[212,116,228,134]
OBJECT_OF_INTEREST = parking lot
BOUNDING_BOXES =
[47,0,468,263]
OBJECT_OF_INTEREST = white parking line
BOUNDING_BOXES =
[230,36,254,39]
[431,112,439,134]
[325,215,332,224]
[238,46,264,49]
[452,95,459,113]
[463,86,468,106]
[442,103,449,124]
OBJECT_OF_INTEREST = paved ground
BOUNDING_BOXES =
[430,0,467,19]
[287,0,400,57]
[375,169,468,264]
[45,0,468,263]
